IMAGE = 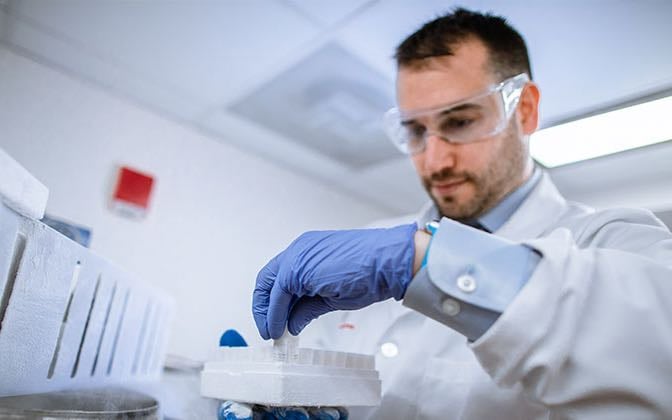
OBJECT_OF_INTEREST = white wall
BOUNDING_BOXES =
[0,46,392,361]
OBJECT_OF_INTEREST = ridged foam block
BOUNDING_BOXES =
[200,335,381,407]
[0,148,49,220]
[0,199,175,397]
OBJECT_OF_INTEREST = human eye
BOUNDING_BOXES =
[444,118,474,129]
[439,116,475,133]
[402,121,426,140]
[438,110,482,133]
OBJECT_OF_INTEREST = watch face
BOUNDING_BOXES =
[425,220,440,235]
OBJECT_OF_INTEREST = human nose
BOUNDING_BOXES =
[422,132,457,172]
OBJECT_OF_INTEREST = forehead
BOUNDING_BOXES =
[396,39,497,113]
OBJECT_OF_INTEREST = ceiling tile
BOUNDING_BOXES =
[9,0,321,109]
[283,0,376,27]
[6,13,205,119]
[228,42,397,169]
[0,3,8,41]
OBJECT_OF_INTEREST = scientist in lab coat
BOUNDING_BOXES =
[252,8,672,419]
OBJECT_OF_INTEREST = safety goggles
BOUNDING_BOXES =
[383,73,530,155]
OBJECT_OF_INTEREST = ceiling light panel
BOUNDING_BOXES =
[531,95,672,167]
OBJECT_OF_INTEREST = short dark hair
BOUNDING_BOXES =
[395,8,532,80]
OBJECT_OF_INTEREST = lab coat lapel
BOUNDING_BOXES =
[415,171,567,242]
[495,171,568,241]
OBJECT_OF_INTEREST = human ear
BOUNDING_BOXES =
[518,82,541,135]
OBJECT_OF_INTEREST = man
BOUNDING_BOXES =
[252,8,672,419]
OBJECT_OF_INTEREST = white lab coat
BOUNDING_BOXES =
[301,171,672,419]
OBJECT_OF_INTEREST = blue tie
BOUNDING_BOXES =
[462,219,490,233]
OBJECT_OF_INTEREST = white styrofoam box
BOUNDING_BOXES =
[0,148,49,220]
[200,335,381,407]
[0,201,174,397]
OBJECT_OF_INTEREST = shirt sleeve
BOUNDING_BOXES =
[403,217,541,341]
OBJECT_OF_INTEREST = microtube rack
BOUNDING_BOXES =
[200,334,381,407]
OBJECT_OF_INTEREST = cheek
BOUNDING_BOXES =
[411,155,426,175]
[459,143,494,172]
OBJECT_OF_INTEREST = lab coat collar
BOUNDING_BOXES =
[416,169,567,242]
[478,167,542,233]
[494,170,567,241]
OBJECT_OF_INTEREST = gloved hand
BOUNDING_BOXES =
[253,223,417,340]
[219,401,348,420]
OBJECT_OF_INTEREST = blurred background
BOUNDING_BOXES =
[1,0,671,363]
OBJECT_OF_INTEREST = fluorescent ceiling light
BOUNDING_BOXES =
[531,95,672,167]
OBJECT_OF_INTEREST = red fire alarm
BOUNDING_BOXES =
[111,166,155,219]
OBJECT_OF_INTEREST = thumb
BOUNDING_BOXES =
[287,296,334,335]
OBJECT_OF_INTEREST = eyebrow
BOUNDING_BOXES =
[401,103,482,125]
[438,103,482,115]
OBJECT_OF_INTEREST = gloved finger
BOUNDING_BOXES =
[219,401,253,420]
[287,296,334,336]
[267,279,295,339]
[334,407,348,420]
[267,406,310,419]
[307,407,348,419]
[253,255,281,340]
[219,329,247,347]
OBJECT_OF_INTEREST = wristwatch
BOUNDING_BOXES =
[421,219,440,267]
[424,219,440,235]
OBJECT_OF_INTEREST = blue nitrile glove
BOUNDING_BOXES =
[253,223,417,340]
[219,402,348,420]
[219,401,253,420]
[220,329,248,347]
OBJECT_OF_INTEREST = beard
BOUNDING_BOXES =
[421,121,529,221]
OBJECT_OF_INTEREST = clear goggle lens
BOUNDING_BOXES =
[384,73,529,155]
